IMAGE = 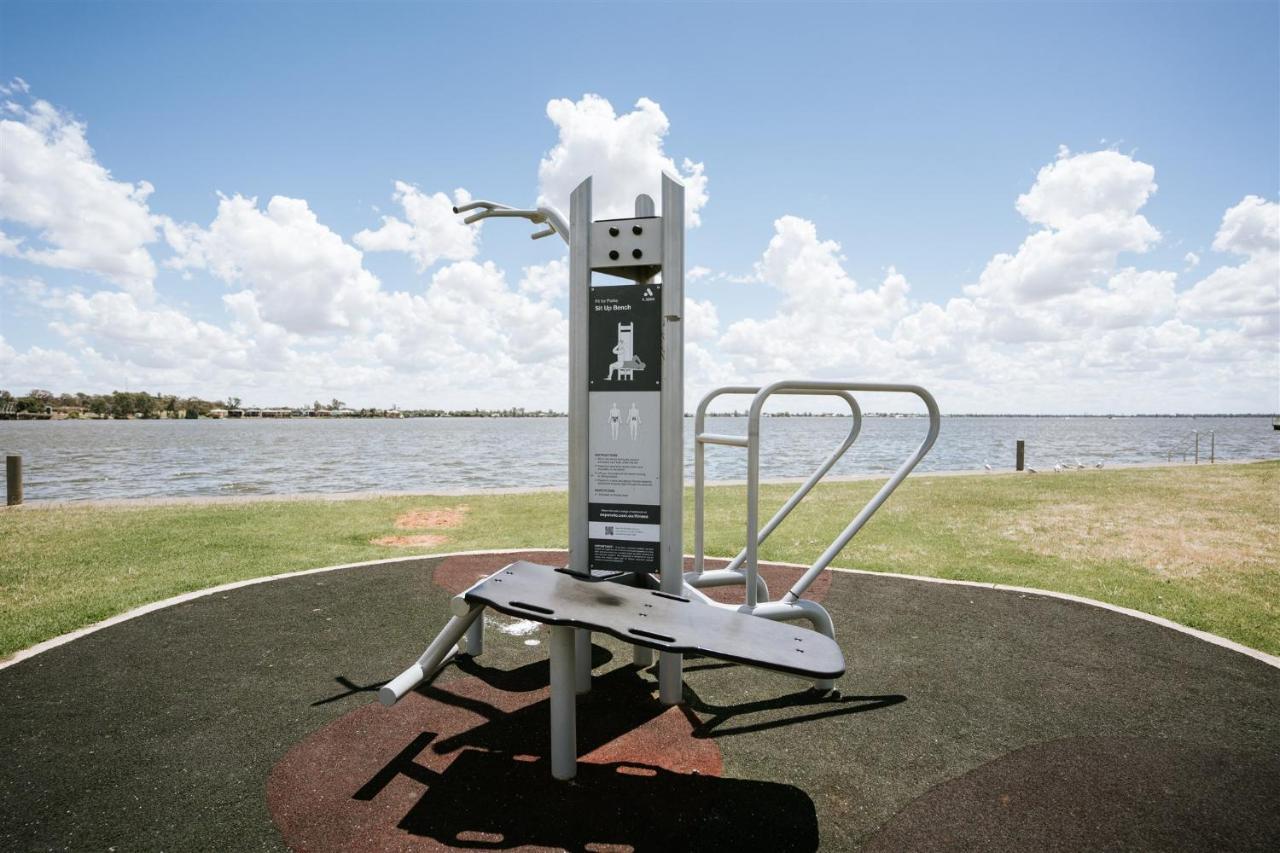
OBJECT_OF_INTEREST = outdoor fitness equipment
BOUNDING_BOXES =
[380,175,940,780]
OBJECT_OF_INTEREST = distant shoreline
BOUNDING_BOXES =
[11,458,1277,510]
[3,412,1277,422]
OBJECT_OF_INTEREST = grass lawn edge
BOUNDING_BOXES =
[4,547,1276,675]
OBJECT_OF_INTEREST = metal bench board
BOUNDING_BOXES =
[463,561,845,680]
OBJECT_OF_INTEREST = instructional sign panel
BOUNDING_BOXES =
[588,282,662,572]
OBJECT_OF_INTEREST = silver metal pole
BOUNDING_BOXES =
[1194,430,1199,464]
[379,605,483,706]
[632,191,658,671]
[721,392,861,575]
[658,173,685,706]
[744,403,762,608]
[568,179,592,572]
[574,628,592,694]
[693,386,757,576]
[776,383,941,601]
[549,625,578,780]
[1210,431,1215,463]
[461,614,484,657]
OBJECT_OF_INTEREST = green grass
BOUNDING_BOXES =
[1,461,1277,659]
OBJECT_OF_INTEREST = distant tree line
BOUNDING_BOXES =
[0,389,224,418]
[0,390,566,419]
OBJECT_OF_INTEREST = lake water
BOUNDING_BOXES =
[0,416,1275,502]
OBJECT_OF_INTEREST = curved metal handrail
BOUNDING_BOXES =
[741,381,940,607]
[692,387,863,588]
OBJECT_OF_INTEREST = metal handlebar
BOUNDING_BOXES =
[453,200,570,244]
[743,381,939,606]
[692,387,863,582]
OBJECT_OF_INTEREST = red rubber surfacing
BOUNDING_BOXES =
[266,551,835,851]
[266,670,723,852]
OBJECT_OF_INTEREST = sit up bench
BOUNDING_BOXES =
[381,561,844,779]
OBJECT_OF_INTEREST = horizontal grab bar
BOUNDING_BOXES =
[697,432,750,447]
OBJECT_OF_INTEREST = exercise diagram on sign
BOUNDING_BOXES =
[627,402,642,440]
[606,401,644,440]
[606,321,646,381]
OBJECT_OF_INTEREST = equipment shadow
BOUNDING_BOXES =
[355,666,821,851]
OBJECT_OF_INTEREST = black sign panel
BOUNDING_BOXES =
[589,283,662,393]
[588,280,662,573]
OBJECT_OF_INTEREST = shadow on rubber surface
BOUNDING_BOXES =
[350,662,826,851]
[364,744,818,851]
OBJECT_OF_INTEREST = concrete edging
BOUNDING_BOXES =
[3,548,1276,672]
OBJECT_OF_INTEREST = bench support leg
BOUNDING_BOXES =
[379,604,483,707]
[574,628,592,694]
[632,645,654,667]
[658,651,682,705]
[549,625,578,780]
[460,613,484,657]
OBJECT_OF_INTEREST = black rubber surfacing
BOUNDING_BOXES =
[0,551,1276,851]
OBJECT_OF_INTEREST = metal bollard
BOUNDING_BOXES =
[6,455,20,506]
[1016,440,1025,472]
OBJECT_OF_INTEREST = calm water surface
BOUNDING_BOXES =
[1,416,1275,502]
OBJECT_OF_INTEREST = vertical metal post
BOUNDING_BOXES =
[5,456,20,506]
[1210,431,1215,463]
[632,192,658,671]
[574,628,592,693]
[1016,440,1025,472]
[1194,430,1199,464]
[745,408,761,607]
[658,173,685,706]
[548,625,578,780]
[568,179,592,571]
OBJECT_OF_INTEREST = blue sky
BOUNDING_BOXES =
[1,1,1277,412]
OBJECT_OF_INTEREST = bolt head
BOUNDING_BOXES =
[632,249,643,259]
[608,226,619,237]
[609,250,620,260]
[632,225,643,235]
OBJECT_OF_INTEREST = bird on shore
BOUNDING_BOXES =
[1027,466,1038,473]
[1095,461,1104,468]
[1054,463,1064,472]
[984,462,992,471]
[1075,458,1085,469]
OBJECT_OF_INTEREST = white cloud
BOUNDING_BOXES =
[353,183,479,271]
[47,290,249,371]
[3,82,1274,414]
[0,95,161,296]
[968,148,1160,304]
[720,217,911,376]
[683,297,720,342]
[518,257,568,302]
[166,194,381,334]
[0,335,83,390]
[538,95,708,225]
[1184,251,1200,268]
[1178,195,1279,338]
